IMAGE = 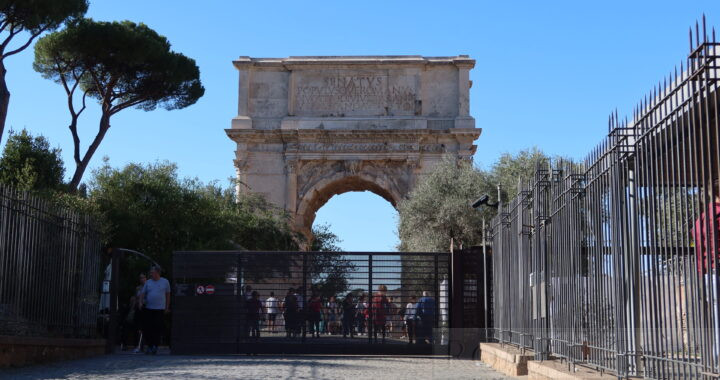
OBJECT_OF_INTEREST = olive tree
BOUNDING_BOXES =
[398,148,555,252]
[398,156,495,252]
[0,0,88,143]
[33,19,204,192]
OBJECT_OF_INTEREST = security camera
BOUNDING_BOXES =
[471,194,498,209]
[471,195,489,208]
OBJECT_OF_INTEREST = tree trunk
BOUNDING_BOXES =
[68,113,111,192]
[0,60,10,145]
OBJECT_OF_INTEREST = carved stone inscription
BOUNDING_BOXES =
[287,142,417,152]
[294,73,416,116]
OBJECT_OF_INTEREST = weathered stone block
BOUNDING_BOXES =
[479,342,534,376]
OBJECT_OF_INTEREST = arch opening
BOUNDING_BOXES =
[297,174,401,247]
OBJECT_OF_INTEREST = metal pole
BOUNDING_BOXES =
[106,247,120,354]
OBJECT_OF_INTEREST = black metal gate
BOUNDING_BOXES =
[171,251,454,355]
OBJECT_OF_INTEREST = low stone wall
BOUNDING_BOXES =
[479,342,534,376]
[528,360,608,380]
[0,335,105,368]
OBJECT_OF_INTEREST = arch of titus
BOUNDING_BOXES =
[226,56,481,239]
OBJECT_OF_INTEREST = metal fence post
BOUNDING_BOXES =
[106,247,120,354]
[368,253,373,344]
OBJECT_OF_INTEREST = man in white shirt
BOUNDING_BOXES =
[139,266,170,355]
[404,296,418,344]
[265,292,279,332]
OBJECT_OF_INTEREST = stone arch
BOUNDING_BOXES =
[295,171,403,240]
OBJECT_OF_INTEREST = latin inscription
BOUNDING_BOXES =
[295,75,416,115]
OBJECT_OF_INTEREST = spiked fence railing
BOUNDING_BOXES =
[490,17,720,378]
[0,185,103,339]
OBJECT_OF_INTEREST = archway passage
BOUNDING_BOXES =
[313,190,400,252]
[297,171,401,242]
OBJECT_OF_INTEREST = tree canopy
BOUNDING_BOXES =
[398,148,555,252]
[33,18,205,191]
[0,128,65,191]
[89,160,299,299]
[0,0,88,143]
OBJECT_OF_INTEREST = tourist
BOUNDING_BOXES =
[404,296,418,344]
[120,296,137,350]
[282,288,297,338]
[355,294,367,335]
[308,294,323,338]
[415,291,436,344]
[370,285,390,343]
[139,266,171,355]
[247,291,264,341]
[265,291,279,333]
[342,293,355,338]
[133,272,147,353]
[387,297,400,337]
[325,296,338,335]
[294,288,308,338]
[692,178,720,364]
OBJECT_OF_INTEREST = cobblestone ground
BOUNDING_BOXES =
[1,352,512,380]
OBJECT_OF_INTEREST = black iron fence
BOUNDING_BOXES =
[0,184,103,338]
[490,20,720,378]
[172,251,450,355]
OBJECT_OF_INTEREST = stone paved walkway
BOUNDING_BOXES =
[0,353,512,379]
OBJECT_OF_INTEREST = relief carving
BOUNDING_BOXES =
[294,74,417,115]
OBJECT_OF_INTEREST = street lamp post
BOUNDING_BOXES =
[471,186,500,340]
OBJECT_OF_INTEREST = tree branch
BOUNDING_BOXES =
[69,112,112,191]
[0,26,21,54]
[3,28,46,59]
[0,20,10,34]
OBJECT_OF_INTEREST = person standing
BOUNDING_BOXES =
[283,288,298,338]
[139,266,170,355]
[265,292,279,333]
[415,291,436,344]
[326,296,338,335]
[308,294,323,338]
[355,294,367,336]
[342,293,355,339]
[133,273,147,353]
[692,178,720,366]
[370,285,390,343]
[294,288,306,338]
[246,291,264,341]
[404,296,418,344]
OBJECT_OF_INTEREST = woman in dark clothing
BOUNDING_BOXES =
[308,295,323,338]
[342,293,355,338]
[246,291,264,341]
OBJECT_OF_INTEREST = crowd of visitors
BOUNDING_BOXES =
[119,272,438,350]
[236,284,437,344]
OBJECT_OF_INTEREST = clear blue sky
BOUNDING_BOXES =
[2,1,719,251]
